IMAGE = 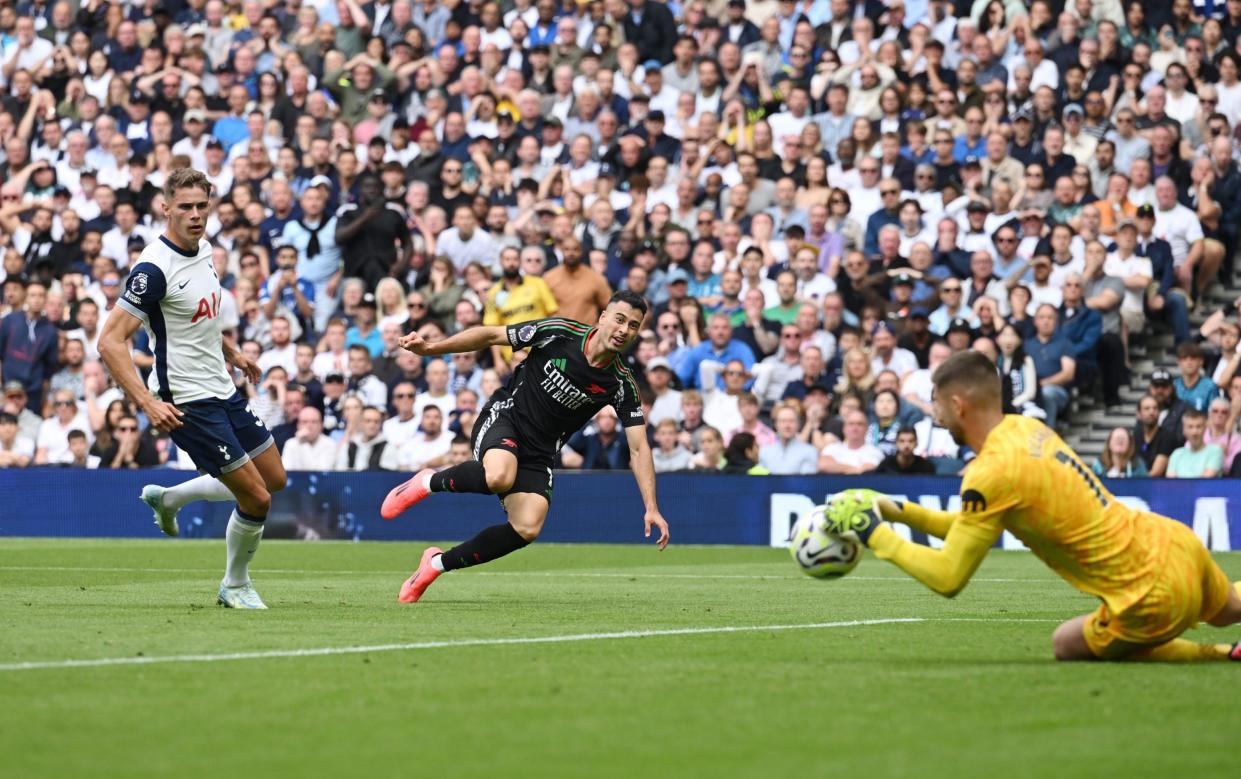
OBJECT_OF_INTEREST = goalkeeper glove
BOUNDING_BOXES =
[823,489,886,545]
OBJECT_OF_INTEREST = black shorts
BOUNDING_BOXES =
[171,391,275,477]
[471,398,556,502]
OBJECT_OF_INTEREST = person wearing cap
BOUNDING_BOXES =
[1134,202,1191,345]
[2,381,41,442]
[171,107,209,169]
[1060,103,1098,162]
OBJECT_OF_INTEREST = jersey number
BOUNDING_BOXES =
[1054,451,1109,507]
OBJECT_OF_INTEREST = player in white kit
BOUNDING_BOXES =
[98,168,288,609]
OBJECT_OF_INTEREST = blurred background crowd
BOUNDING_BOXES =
[2,0,1241,479]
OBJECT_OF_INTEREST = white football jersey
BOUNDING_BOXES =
[117,235,236,404]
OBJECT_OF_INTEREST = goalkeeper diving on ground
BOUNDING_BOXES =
[825,350,1241,662]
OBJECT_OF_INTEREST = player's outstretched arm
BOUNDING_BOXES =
[98,309,184,432]
[626,424,669,550]
[399,325,509,357]
[876,497,957,540]
[866,521,998,598]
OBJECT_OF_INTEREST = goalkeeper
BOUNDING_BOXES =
[826,351,1241,662]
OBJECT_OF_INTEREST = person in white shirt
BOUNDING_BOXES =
[1152,175,1221,300]
[436,206,501,274]
[869,322,918,380]
[100,201,151,268]
[645,356,682,425]
[818,409,882,474]
[383,381,422,449]
[171,110,212,171]
[1103,224,1153,333]
[35,389,93,464]
[0,411,35,467]
[396,405,455,471]
[759,404,818,474]
[1,18,53,87]
[256,315,298,376]
[281,406,338,470]
[336,406,399,471]
[791,247,835,302]
[413,359,455,418]
[312,319,349,380]
[701,359,749,433]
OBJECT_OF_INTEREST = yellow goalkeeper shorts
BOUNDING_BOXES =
[1083,519,1231,659]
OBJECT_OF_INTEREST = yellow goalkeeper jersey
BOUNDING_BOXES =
[953,415,1172,614]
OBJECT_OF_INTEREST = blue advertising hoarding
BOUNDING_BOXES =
[0,470,1237,550]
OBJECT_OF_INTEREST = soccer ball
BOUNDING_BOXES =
[788,506,861,579]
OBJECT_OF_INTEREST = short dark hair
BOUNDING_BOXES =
[608,289,649,316]
[67,429,87,442]
[896,426,919,441]
[1183,407,1207,422]
[451,435,470,446]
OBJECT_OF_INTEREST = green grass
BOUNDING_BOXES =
[1,540,1239,778]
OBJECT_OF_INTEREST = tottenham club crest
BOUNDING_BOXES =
[131,272,148,295]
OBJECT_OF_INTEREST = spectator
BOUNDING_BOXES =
[876,427,936,475]
[394,405,454,472]
[0,280,57,411]
[345,293,383,358]
[727,392,775,448]
[645,357,682,425]
[63,429,100,469]
[281,407,337,471]
[819,410,882,475]
[721,432,768,475]
[1028,303,1075,429]
[345,344,389,409]
[336,406,398,472]
[542,236,612,324]
[758,404,817,475]
[752,324,805,406]
[281,183,342,333]
[651,418,693,473]
[0,411,34,468]
[1092,427,1149,478]
[690,425,725,470]
[678,313,757,390]
[1167,409,1224,478]
[562,407,630,470]
[1204,396,1241,475]
[414,358,454,418]
[257,315,297,377]
[259,245,316,337]
[35,388,91,464]
[483,247,559,369]
[98,414,160,469]
[1173,342,1219,412]
[996,323,1042,418]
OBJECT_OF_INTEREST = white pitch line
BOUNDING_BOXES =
[0,565,1057,584]
[0,618,925,672]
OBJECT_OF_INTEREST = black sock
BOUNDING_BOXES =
[429,461,490,494]
[440,523,530,571]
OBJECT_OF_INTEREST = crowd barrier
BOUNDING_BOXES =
[0,471,1237,550]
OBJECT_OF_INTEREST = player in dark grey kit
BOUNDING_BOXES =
[381,290,671,603]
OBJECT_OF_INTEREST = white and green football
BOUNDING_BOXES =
[788,505,861,579]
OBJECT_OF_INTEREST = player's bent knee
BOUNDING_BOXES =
[509,517,542,542]
[265,470,287,494]
[238,487,272,517]
[485,469,515,494]
[1051,619,1094,661]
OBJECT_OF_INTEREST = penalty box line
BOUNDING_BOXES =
[0,617,1058,673]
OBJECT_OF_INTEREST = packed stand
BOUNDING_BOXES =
[2,0,1241,479]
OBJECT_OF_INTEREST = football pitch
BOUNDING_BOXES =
[2,539,1238,778]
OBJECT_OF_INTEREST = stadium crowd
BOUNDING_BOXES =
[2,0,1241,478]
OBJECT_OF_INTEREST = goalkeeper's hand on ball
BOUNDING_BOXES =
[824,489,887,545]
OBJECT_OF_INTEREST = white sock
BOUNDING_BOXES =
[163,475,234,511]
[223,510,264,587]
[422,472,433,491]
[431,554,445,572]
